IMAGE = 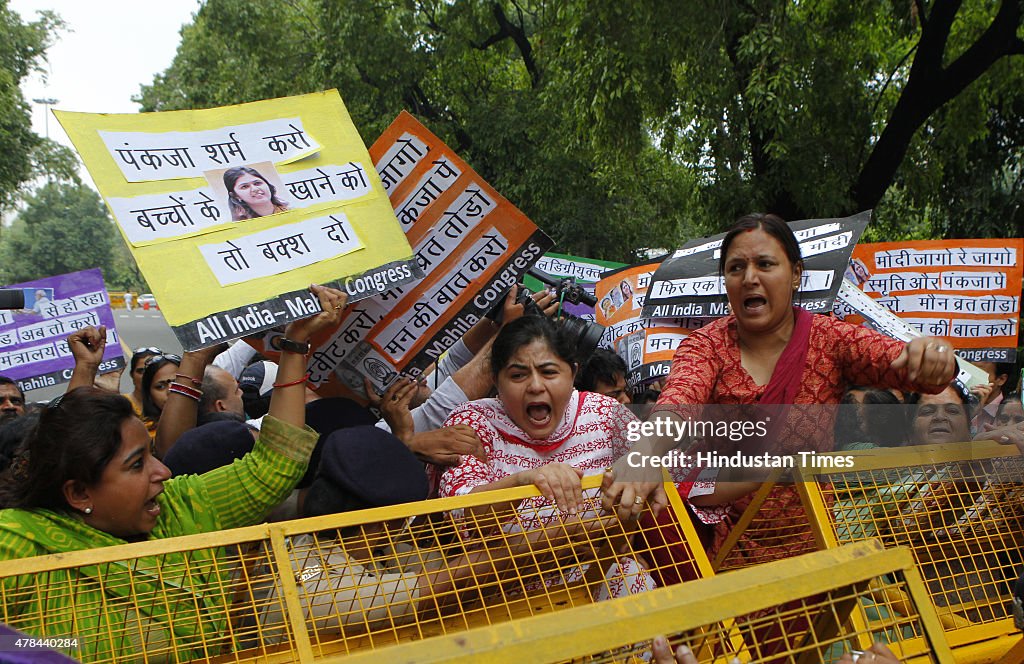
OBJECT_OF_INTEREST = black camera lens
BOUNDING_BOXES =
[0,289,25,310]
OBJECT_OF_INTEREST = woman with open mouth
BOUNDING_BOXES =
[0,284,347,661]
[439,315,653,599]
[604,213,956,579]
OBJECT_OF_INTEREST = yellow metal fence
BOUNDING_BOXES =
[0,474,712,662]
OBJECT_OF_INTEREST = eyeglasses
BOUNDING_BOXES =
[144,354,182,367]
[133,347,163,356]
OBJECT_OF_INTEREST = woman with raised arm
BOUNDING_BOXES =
[0,285,346,661]
[603,213,955,566]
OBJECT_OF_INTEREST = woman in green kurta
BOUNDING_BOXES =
[0,285,347,662]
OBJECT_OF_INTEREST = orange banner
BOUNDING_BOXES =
[842,239,1023,362]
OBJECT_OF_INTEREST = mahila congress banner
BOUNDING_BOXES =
[251,111,552,398]
[56,90,420,350]
[642,211,870,320]
[595,260,707,389]
[0,269,124,393]
[837,239,1024,363]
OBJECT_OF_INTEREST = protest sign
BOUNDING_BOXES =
[837,239,1023,363]
[595,261,707,389]
[642,211,870,319]
[527,253,627,320]
[56,90,420,350]
[0,269,124,393]
[260,111,552,396]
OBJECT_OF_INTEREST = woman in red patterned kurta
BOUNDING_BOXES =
[604,213,956,574]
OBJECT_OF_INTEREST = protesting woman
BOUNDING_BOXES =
[603,213,955,564]
[0,285,345,661]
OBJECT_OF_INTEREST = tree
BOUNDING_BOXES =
[0,182,116,284]
[137,1,1024,253]
[0,1,68,210]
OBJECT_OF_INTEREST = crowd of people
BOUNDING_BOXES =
[0,214,1022,661]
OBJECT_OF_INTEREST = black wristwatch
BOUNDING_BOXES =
[278,337,310,355]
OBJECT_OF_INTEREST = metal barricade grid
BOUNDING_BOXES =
[329,540,953,664]
[0,474,713,662]
[796,441,1024,661]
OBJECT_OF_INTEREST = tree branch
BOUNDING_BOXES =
[472,2,540,87]
[853,0,1024,212]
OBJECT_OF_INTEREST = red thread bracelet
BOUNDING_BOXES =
[273,374,310,389]
[175,373,202,387]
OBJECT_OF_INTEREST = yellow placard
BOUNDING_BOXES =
[56,90,419,350]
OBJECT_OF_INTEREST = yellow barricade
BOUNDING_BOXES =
[0,474,713,662]
[331,540,953,664]
[795,441,1024,663]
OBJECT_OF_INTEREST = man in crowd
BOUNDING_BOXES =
[0,377,25,425]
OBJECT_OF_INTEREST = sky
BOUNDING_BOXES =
[11,0,201,156]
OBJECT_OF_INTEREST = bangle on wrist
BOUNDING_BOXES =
[273,373,310,389]
[168,382,203,401]
[278,337,310,355]
[175,373,202,387]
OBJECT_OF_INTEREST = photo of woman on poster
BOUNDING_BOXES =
[223,165,290,221]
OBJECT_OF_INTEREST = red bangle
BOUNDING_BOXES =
[168,382,203,401]
[273,374,310,389]
[175,373,202,387]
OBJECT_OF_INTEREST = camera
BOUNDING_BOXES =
[490,268,607,361]
[0,289,25,310]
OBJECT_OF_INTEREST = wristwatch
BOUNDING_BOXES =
[278,337,310,355]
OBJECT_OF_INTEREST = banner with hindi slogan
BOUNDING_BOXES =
[837,239,1024,363]
[280,111,553,397]
[642,211,870,319]
[527,253,627,320]
[595,260,708,389]
[56,90,421,351]
[0,269,124,393]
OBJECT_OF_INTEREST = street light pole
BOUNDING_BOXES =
[32,97,59,140]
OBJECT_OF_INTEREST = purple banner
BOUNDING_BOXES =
[0,269,125,393]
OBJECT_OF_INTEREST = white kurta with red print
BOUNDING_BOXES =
[440,390,653,603]
[440,390,636,498]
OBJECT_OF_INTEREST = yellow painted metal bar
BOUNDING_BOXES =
[0,473,612,578]
[796,440,1019,479]
[331,541,951,664]
[267,527,313,662]
[711,477,776,571]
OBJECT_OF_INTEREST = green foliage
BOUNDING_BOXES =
[136,0,1024,254]
[0,182,118,286]
[0,2,63,210]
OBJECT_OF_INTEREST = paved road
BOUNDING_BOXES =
[24,307,182,403]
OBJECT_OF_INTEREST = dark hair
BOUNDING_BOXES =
[141,355,180,419]
[223,166,288,220]
[0,411,39,476]
[0,375,24,401]
[490,316,579,377]
[997,392,1023,418]
[907,383,972,429]
[576,348,627,392]
[718,213,803,277]
[0,388,133,511]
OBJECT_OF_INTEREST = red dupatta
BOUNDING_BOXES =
[759,306,813,406]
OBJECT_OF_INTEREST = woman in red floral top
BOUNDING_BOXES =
[603,213,956,571]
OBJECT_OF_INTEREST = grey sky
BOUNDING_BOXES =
[11,0,200,151]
